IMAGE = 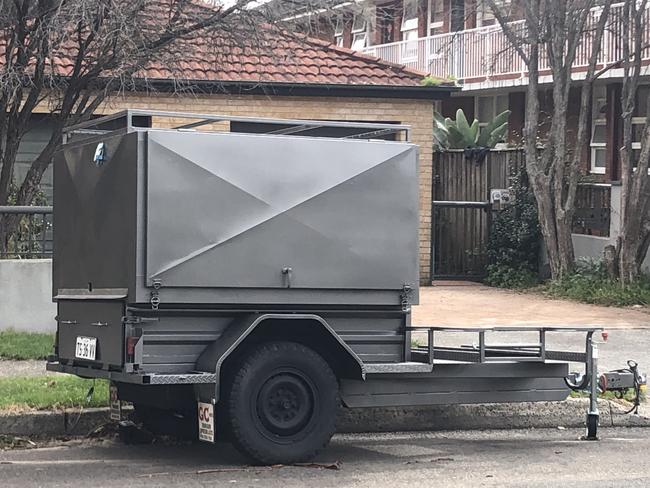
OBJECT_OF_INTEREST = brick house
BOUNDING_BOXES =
[297,0,650,181]
[14,31,454,284]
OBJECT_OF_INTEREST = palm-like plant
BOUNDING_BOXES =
[433,109,511,150]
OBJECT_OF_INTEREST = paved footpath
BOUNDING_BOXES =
[0,359,46,378]
[0,428,649,487]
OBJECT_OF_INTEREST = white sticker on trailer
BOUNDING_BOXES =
[109,384,121,422]
[198,402,215,443]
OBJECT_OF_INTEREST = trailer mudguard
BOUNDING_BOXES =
[195,313,365,403]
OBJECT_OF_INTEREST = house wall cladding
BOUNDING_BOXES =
[77,93,436,284]
[0,116,54,202]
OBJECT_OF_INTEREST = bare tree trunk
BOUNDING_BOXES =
[617,0,650,285]
[488,0,612,279]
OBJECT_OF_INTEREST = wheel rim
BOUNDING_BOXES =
[255,370,316,439]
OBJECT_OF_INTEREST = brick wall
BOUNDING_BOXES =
[94,92,436,284]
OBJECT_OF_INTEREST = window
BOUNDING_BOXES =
[351,14,367,50]
[351,32,367,50]
[403,0,418,25]
[334,16,344,47]
[476,95,509,125]
[591,121,607,173]
[377,5,397,44]
[634,85,650,117]
[477,0,511,27]
[401,0,419,60]
[631,85,649,168]
[590,87,608,174]
[429,0,445,31]
[475,95,509,144]
[401,0,419,38]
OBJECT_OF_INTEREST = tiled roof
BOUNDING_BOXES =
[1,1,448,91]
[141,30,438,87]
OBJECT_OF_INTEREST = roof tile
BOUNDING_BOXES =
[6,14,449,89]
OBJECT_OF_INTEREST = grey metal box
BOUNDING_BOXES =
[54,114,419,307]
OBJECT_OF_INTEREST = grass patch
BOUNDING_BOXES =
[570,388,645,403]
[0,375,108,411]
[541,259,650,307]
[0,330,54,360]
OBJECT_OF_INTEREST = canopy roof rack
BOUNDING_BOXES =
[62,109,411,143]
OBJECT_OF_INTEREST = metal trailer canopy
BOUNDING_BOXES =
[54,110,420,305]
[145,130,418,290]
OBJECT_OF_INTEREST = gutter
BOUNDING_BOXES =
[140,78,459,100]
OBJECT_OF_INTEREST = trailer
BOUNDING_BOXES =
[47,110,643,464]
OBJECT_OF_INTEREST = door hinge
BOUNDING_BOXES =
[400,284,413,313]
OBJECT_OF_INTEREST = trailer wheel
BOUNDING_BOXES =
[226,341,339,464]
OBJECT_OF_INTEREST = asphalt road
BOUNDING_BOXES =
[1,428,649,487]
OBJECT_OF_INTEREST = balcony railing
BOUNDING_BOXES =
[362,2,650,83]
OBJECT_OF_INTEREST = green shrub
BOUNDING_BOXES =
[433,109,510,150]
[485,171,541,289]
[543,258,650,306]
[421,76,444,86]
[485,265,539,289]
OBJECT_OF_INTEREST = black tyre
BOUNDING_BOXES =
[226,341,339,464]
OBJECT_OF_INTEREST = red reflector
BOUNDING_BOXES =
[127,336,139,355]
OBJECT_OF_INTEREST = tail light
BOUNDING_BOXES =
[126,336,140,360]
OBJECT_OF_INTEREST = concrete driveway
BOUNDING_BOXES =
[411,283,650,371]
[413,282,650,328]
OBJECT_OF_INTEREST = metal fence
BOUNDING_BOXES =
[0,206,53,259]
[572,184,611,237]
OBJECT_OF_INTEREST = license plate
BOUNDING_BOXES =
[75,336,97,360]
[197,402,215,443]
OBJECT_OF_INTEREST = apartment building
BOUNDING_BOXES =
[299,0,650,181]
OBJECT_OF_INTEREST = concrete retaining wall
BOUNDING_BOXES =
[0,259,55,333]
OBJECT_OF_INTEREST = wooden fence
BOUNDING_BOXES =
[432,149,525,279]
[432,149,614,280]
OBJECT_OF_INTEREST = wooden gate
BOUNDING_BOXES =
[431,149,525,280]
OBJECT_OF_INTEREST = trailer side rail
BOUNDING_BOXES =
[62,109,412,142]
[407,325,601,365]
